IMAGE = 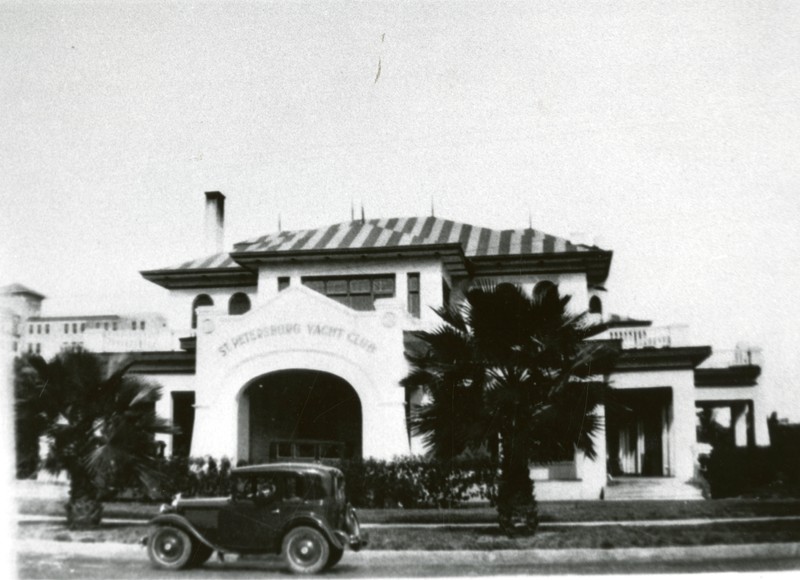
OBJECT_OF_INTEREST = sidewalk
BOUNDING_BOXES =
[15,537,800,564]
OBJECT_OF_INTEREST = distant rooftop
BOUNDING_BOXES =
[0,283,45,299]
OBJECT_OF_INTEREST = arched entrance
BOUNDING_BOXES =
[242,369,362,463]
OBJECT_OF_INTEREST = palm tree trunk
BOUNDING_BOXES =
[66,467,103,528]
[496,430,539,536]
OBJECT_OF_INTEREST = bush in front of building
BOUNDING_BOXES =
[108,455,498,508]
[704,446,776,498]
[334,456,498,508]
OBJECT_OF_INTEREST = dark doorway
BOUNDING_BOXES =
[171,391,195,457]
[244,370,362,464]
[606,387,672,477]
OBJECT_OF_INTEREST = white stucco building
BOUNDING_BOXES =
[123,192,770,500]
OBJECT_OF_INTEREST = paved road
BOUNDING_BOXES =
[16,540,800,578]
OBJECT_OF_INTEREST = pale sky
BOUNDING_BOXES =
[1,1,799,417]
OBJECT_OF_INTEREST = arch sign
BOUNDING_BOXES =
[217,322,378,358]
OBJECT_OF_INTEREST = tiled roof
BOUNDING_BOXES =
[150,217,601,274]
[158,252,247,273]
[0,283,45,298]
[234,217,591,257]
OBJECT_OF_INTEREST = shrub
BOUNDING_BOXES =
[104,455,498,508]
[704,446,776,498]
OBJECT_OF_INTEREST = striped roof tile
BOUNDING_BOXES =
[158,217,595,273]
[234,217,590,258]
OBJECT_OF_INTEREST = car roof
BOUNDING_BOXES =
[231,462,343,477]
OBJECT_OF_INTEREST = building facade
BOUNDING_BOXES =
[131,192,769,500]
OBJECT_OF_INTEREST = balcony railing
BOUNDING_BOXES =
[601,324,689,349]
[699,348,763,368]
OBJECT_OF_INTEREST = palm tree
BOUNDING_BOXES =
[15,350,173,528]
[403,282,618,535]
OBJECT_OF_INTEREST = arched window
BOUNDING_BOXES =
[229,292,251,315]
[589,295,603,314]
[191,294,214,329]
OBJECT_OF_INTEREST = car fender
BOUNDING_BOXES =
[148,514,225,553]
[280,514,344,551]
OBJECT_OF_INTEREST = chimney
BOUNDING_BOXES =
[204,191,225,254]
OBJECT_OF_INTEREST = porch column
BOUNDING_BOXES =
[732,402,749,447]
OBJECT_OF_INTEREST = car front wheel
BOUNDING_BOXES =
[282,526,330,574]
[147,526,193,570]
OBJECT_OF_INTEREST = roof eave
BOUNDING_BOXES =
[613,345,713,372]
[140,268,258,290]
[468,249,613,284]
[230,243,470,276]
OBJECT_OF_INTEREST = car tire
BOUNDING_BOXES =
[187,543,214,568]
[282,526,330,574]
[147,526,193,570]
[325,546,344,569]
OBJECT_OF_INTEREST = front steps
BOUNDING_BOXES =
[604,476,705,501]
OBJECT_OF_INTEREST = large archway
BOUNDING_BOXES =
[242,369,362,463]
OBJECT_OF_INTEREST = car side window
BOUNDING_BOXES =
[254,476,278,502]
[283,474,302,502]
[234,475,279,502]
[234,476,252,499]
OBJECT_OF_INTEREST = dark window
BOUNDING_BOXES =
[64,324,69,333]
[72,323,78,333]
[442,279,451,308]
[80,323,85,332]
[229,292,251,315]
[191,294,214,329]
[533,280,558,303]
[104,322,109,330]
[278,277,290,291]
[35,343,40,354]
[45,324,49,334]
[589,296,603,314]
[29,325,33,333]
[36,324,41,334]
[141,321,146,330]
[171,392,195,457]
[112,322,117,331]
[132,321,137,330]
[302,275,395,311]
[407,273,420,318]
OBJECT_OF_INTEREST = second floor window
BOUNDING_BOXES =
[408,273,420,318]
[229,292,251,315]
[192,294,214,329]
[303,275,395,311]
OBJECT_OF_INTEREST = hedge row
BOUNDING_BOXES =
[114,456,500,508]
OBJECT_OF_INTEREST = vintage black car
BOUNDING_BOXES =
[145,463,367,574]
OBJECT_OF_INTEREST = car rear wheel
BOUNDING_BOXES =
[282,526,330,574]
[147,526,193,570]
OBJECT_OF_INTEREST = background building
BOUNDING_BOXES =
[1,284,178,360]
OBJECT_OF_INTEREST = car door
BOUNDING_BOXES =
[218,474,285,551]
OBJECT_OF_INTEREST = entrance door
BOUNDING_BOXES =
[244,369,363,464]
[607,387,672,477]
